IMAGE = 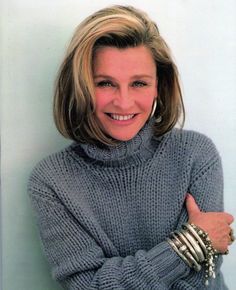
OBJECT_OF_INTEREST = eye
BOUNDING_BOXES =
[96,81,114,87]
[132,81,147,87]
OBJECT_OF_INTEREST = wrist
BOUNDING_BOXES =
[167,223,218,286]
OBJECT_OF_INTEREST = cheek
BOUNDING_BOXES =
[136,84,157,103]
[137,92,156,111]
[94,90,110,112]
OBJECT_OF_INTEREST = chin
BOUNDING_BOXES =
[99,117,149,142]
[110,132,139,142]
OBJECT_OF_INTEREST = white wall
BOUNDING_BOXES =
[1,1,236,289]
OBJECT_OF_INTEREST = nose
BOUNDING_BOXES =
[112,86,134,110]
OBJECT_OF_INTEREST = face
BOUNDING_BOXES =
[93,45,157,141]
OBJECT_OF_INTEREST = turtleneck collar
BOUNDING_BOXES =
[69,119,164,167]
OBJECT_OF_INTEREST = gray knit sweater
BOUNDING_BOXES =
[28,120,228,290]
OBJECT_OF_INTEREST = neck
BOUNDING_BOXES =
[73,119,161,167]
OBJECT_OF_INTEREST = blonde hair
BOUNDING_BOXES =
[53,5,185,145]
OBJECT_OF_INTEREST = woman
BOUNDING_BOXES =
[28,5,234,289]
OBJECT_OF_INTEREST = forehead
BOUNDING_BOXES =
[93,45,156,76]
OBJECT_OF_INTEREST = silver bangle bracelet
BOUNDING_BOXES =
[183,223,218,286]
[167,238,192,268]
[168,222,219,286]
[173,231,199,262]
[168,235,201,271]
[183,223,207,256]
[178,244,201,271]
[170,232,183,248]
[181,229,205,263]
[185,250,202,272]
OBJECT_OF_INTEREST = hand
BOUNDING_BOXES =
[186,193,234,253]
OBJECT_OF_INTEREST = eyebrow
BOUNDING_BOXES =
[93,74,154,80]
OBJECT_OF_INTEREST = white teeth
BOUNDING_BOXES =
[110,114,134,121]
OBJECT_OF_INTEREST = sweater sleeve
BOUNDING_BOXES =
[28,171,190,290]
[172,133,227,289]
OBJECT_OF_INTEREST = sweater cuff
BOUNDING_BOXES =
[146,241,190,286]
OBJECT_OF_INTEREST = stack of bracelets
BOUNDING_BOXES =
[167,223,218,286]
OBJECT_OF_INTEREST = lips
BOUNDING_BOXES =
[106,113,136,121]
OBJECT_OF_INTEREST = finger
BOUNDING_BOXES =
[185,193,201,217]
[228,227,235,244]
[205,212,234,224]
[224,213,234,224]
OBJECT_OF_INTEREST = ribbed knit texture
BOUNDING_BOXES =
[28,120,228,290]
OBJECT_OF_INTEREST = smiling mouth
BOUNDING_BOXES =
[106,113,136,121]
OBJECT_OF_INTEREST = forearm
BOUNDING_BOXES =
[29,192,190,290]
[61,243,189,290]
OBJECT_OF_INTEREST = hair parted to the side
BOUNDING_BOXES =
[53,5,185,145]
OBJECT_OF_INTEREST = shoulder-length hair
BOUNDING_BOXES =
[53,5,185,145]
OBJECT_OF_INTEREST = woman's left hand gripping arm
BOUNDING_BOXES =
[173,136,234,289]
[186,194,234,256]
